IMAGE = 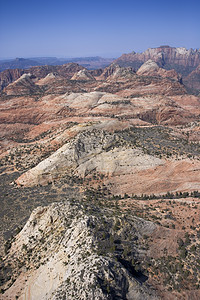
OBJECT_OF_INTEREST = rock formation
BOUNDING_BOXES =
[71,69,96,81]
[36,73,62,85]
[16,129,164,187]
[4,73,42,96]
[137,60,181,81]
[115,46,200,70]
[0,200,159,300]
[97,63,135,81]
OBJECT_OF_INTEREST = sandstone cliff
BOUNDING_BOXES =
[115,46,200,71]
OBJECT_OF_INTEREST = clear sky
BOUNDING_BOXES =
[0,0,199,59]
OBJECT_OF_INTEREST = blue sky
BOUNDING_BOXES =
[0,0,199,59]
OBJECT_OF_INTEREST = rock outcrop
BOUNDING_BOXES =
[0,200,158,300]
[137,60,181,81]
[27,63,85,80]
[16,129,164,187]
[114,46,200,91]
[71,69,96,81]
[1,47,199,92]
[36,73,62,85]
[97,63,135,81]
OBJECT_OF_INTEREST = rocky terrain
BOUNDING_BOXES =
[0,52,199,299]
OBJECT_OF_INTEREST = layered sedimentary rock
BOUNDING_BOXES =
[4,73,42,96]
[97,63,135,80]
[137,60,181,82]
[115,46,200,70]
[71,69,96,81]
[16,129,164,187]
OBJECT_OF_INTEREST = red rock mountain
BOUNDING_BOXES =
[115,46,200,70]
[114,46,200,93]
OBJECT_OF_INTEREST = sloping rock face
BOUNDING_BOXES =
[0,47,199,92]
[97,63,135,81]
[54,63,85,78]
[0,201,158,300]
[16,129,164,187]
[114,46,200,92]
[137,60,159,74]
[36,73,62,85]
[3,73,43,96]
[24,65,60,79]
[71,69,96,81]
[137,60,181,81]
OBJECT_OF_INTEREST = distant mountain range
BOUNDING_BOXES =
[0,56,115,72]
